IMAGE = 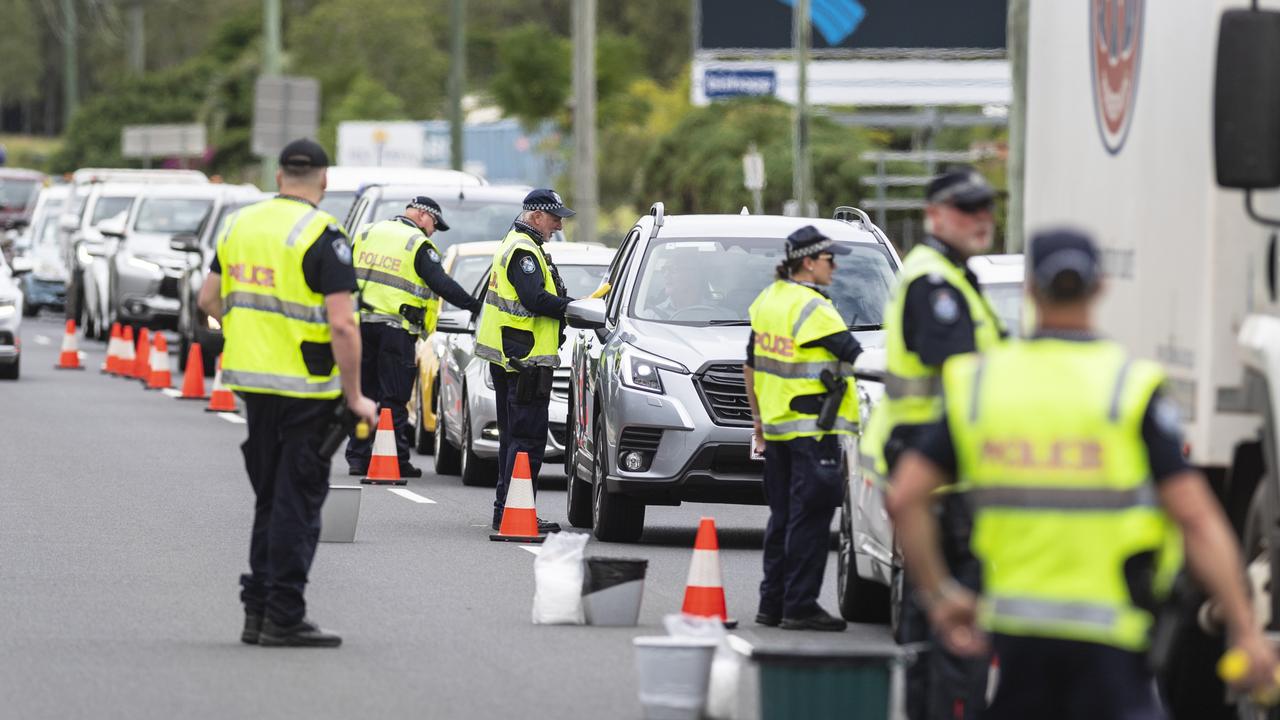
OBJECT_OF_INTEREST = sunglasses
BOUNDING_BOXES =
[813,254,836,266]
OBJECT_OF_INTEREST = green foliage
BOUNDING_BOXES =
[318,74,409,153]
[0,0,43,102]
[639,98,870,216]
[489,24,572,126]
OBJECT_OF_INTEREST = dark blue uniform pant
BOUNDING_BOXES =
[983,635,1163,720]
[345,322,416,468]
[759,435,844,619]
[491,363,548,519]
[238,392,332,627]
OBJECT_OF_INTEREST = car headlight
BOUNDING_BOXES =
[0,300,15,318]
[620,345,688,395]
[76,245,94,266]
[128,256,163,274]
[206,315,221,330]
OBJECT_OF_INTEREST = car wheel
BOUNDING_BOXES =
[0,357,18,380]
[460,400,496,487]
[836,481,891,623]
[566,415,593,528]
[591,423,644,542]
[178,333,190,372]
[22,299,37,317]
[412,380,435,455]
[433,384,461,475]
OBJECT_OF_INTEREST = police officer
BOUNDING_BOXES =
[744,226,863,632]
[860,167,1005,718]
[344,196,481,478]
[475,189,575,531]
[889,229,1280,717]
[197,138,378,647]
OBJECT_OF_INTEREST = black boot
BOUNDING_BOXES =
[258,618,343,648]
[780,607,847,632]
[241,613,263,645]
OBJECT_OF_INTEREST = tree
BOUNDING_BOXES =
[0,0,44,106]
[317,73,409,154]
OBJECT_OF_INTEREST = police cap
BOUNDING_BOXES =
[926,167,996,210]
[1029,228,1101,301]
[523,189,576,218]
[278,138,329,169]
[408,196,450,231]
[785,225,851,261]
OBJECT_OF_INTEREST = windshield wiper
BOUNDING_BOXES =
[848,323,883,331]
[705,319,752,326]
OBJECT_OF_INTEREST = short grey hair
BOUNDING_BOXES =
[518,210,540,224]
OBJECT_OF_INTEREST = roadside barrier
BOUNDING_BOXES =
[490,451,547,543]
[681,517,736,628]
[177,343,208,400]
[146,333,172,390]
[205,355,237,413]
[118,326,135,375]
[55,319,84,370]
[361,408,405,486]
[132,328,150,380]
[102,323,122,374]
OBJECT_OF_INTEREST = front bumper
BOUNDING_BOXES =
[465,365,570,461]
[116,265,183,327]
[21,276,66,309]
[602,368,764,506]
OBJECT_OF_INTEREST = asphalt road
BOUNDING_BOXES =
[0,315,895,719]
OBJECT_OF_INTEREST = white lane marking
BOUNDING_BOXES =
[520,546,541,556]
[34,335,51,346]
[160,388,183,398]
[388,488,435,504]
[218,413,246,425]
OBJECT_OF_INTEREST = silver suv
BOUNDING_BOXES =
[565,204,901,542]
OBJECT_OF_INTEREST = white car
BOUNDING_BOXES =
[0,252,26,379]
[836,252,1025,625]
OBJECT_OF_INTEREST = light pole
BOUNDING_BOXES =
[572,0,598,244]
[448,0,465,171]
[260,0,282,190]
[793,0,812,217]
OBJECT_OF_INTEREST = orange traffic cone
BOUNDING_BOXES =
[133,328,151,380]
[681,517,736,627]
[361,408,405,486]
[177,343,208,400]
[205,354,237,413]
[55,319,84,370]
[147,333,173,390]
[101,323,121,374]
[118,326,136,376]
[489,451,548,543]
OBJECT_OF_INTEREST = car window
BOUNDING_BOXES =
[981,281,1024,338]
[205,204,244,247]
[557,263,611,298]
[134,198,213,234]
[0,178,39,211]
[442,254,495,311]
[629,237,897,327]
[371,197,523,251]
[90,196,134,227]
[606,229,641,321]
[318,191,356,224]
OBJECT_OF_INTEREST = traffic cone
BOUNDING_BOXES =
[681,517,736,627]
[147,333,173,390]
[133,328,151,380]
[361,408,406,486]
[101,323,121,374]
[489,451,547,543]
[205,354,237,413]
[55,319,84,370]
[119,326,136,376]
[177,343,208,400]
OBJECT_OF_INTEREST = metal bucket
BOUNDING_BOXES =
[633,636,720,720]
[319,485,362,543]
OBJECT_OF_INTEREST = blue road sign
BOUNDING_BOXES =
[777,0,866,47]
[704,69,778,99]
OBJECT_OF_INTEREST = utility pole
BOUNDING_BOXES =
[448,0,465,171]
[260,0,282,190]
[1006,0,1029,252]
[792,0,812,217]
[62,0,78,129]
[127,0,145,75]
[571,0,598,245]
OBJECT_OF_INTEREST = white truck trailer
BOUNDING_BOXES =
[1025,2,1280,716]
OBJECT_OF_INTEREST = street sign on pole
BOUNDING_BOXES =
[122,124,207,168]
[743,144,765,214]
[251,76,321,158]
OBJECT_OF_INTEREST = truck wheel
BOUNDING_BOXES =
[837,483,891,623]
[591,424,644,542]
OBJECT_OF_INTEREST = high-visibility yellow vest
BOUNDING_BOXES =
[748,280,859,441]
[353,219,440,335]
[859,242,1004,480]
[217,197,343,399]
[474,228,561,371]
[943,339,1182,652]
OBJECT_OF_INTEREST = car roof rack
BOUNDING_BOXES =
[648,202,665,240]
[833,205,893,246]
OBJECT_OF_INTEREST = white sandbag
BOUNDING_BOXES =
[532,531,589,625]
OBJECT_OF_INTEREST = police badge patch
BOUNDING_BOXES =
[930,288,959,324]
[427,248,440,263]
[332,237,352,265]
[520,256,537,274]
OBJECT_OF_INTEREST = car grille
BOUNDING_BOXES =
[0,331,12,345]
[552,366,571,400]
[694,363,753,427]
[710,445,763,476]
[618,427,663,454]
[549,422,567,446]
[159,275,180,299]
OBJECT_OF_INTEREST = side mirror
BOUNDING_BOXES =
[170,233,201,254]
[435,308,472,334]
[10,256,33,275]
[565,298,607,330]
[97,217,127,238]
[1215,10,1280,189]
[59,214,79,233]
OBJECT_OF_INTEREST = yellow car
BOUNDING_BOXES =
[407,241,503,454]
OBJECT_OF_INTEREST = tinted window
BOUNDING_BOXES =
[630,237,896,327]
[318,191,356,222]
[134,198,213,234]
[981,281,1024,337]
[91,196,134,226]
[558,263,610,298]
[444,254,495,310]
[0,179,39,210]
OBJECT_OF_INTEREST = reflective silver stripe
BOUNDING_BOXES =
[968,484,1158,511]
[404,232,422,252]
[522,354,560,367]
[969,358,987,423]
[356,267,434,300]
[285,209,321,247]
[221,369,341,395]
[1109,358,1134,422]
[764,416,859,436]
[990,596,1118,630]
[501,239,540,267]
[884,372,942,400]
[475,344,505,364]
[223,291,327,323]
[360,311,405,328]
[792,297,825,338]
[752,355,840,380]
[484,289,535,318]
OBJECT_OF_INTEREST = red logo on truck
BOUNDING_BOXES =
[1090,0,1144,154]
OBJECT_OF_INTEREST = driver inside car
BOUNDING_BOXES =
[649,252,718,319]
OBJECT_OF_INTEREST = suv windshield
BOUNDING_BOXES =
[319,191,356,224]
[134,198,213,234]
[91,196,134,227]
[982,281,1024,337]
[0,179,39,210]
[371,197,522,249]
[630,237,896,327]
